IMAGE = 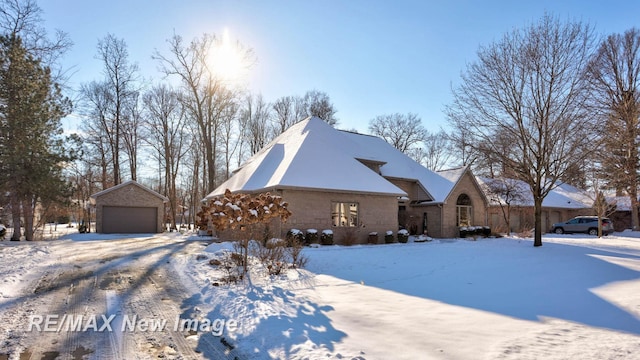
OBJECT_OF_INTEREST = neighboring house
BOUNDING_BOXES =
[606,195,639,231]
[477,177,594,233]
[91,180,169,234]
[203,117,488,243]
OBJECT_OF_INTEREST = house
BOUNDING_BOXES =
[203,117,488,243]
[91,180,169,234]
[476,177,594,233]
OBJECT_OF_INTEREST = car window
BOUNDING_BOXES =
[568,219,580,224]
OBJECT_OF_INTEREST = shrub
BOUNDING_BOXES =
[385,230,394,244]
[287,235,308,269]
[482,226,491,237]
[306,229,319,244]
[286,229,305,246]
[321,229,334,245]
[459,226,468,238]
[397,229,409,243]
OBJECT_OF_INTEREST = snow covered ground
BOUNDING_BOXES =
[1,229,640,359]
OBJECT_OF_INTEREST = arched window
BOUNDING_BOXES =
[456,194,473,226]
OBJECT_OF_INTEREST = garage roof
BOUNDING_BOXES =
[90,180,169,203]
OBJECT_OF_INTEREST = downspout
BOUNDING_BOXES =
[438,203,444,238]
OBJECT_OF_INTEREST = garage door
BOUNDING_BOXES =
[102,206,158,233]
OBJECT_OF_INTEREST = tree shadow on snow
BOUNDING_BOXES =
[181,284,346,359]
[317,239,640,335]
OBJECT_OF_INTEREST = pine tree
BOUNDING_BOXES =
[0,35,72,240]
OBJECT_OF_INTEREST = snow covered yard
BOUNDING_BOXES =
[178,233,640,359]
[1,231,639,359]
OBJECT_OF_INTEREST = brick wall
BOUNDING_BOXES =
[94,183,165,233]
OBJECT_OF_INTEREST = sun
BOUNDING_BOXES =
[209,28,248,84]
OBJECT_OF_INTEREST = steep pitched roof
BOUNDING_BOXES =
[340,131,458,202]
[205,117,407,198]
[205,116,468,202]
[90,180,169,202]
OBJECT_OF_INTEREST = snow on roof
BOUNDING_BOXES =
[477,177,592,209]
[339,131,457,203]
[90,180,169,202]
[205,117,408,199]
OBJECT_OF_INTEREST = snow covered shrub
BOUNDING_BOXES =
[219,252,244,284]
[368,232,379,244]
[198,189,292,276]
[286,228,305,246]
[306,229,319,244]
[385,230,394,244]
[265,238,286,249]
[459,226,468,238]
[287,235,308,269]
[482,226,491,237]
[321,229,334,245]
[397,229,409,243]
[252,240,287,276]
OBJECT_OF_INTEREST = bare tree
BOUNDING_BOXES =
[79,81,116,188]
[240,93,272,156]
[272,95,297,134]
[143,84,189,230]
[0,0,71,78]
[417,130,453,171]
[446,130,479,167]
[585,28,640,230]
[369,113,427,154]
[447,14,598,247]
[121,91,142,181]
[482,178,529,234]
[154,33,245,193]
[302,90,338,126]
[80,34,140,186]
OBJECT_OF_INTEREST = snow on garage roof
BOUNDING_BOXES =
[90,180,169,203]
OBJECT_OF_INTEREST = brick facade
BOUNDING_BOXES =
[93,181,167,233]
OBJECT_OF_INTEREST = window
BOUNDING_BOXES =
[332,202,358,227]
[456,194,472,227]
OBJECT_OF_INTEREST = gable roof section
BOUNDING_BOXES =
[339,131,458,203]
[205,117,407,199]
[91,180,169,202]
[437,166,488,205]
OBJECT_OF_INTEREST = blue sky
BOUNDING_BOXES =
[39,0,640,134]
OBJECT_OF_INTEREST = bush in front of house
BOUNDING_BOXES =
[482,226,491,237]
[286,228,305,246]
[321,229,334,245]
[368,232,378,244]
[385,230,394,243]
[397,229,409,243]
[459,226,468,238]
[306,229,318,244]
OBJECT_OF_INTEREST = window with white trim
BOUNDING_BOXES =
[332,202,358,227]
[456,194,472,226]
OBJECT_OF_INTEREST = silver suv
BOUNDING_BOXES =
[551,216,614,236]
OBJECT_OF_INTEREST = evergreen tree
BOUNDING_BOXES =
[0,35,72,240]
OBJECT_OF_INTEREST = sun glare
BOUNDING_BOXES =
[210,28,247,84]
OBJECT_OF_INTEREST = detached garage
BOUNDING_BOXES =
[91,180,168,234]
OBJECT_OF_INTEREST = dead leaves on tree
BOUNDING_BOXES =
[197,189,292,231]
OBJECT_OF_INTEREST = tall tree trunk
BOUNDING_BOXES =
[533,197,543,247]
[22,197,34,241]
[630,188,639,230]
[10,194,21,241]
